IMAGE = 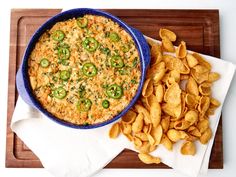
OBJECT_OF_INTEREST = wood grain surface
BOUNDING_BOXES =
[6,9,222,169]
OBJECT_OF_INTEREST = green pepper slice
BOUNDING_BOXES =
[100,47,110,55]
[77,17,88,28]
[121,44,130,52]
[82,37,98,52]
[61,59,70,66]
[58,47,70,60]
[60,70,70,81]
[52,30,65,41]
[40,58,50,68]
[82,63,97,77]
[77,98,92,112]
[106,84,123,99]
[53,87,67,99]
[111,55,124,68]
[109,32,120,42]
[102,100,110,109]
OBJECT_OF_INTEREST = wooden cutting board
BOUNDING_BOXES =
[6,9,223,169]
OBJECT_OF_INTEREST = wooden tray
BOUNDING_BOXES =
[6,9,223,169]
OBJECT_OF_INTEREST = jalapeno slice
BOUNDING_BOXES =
[100,47,110,55]
[102,100,110,109]
[60,70,70,81]
[82,37,98,52]
[109,32,120,42]
[40,58,50,68]
[52,30,65,41]
[82,63,97,77]
[77,98,92,112]
[111,55,124,68]
[106,84,123,99]
[77,17,88,28]
[121,44,130,52]
[58,47,70,60]
[53,87,67,99]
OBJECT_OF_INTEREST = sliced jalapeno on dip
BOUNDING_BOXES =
[109,32,120,42]
[53,87,67,99]
[60,70,70,81]
[58,47,70,60]
[82,37,98,52]
[111,55,124,68]
[121,44,130,52]
[82,63,97,77]
[100,47,110,55]
[52,30,65,41]
[106,84,123,99]
[77,98,92,112]
[102,100,110,109]
[40,58,50,68]
[77,17,88,28]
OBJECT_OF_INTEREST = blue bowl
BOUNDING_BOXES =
[16,8,150,129]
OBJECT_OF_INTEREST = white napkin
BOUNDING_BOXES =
[11,35,235,177]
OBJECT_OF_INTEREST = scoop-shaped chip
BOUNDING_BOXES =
[181,141,196,155]
[148,40,163,65]
[124,133,133,142]
[185,110,198,125]
[186,77,199,96]
[153,69,166,84]
[155,84,164,102]
[150,124,163,145]
[162,103,182,119]
[197,119,209,133]
[135,141,151,153]
[132,113,144,133]
[120,122,132,135]
[148,40,163,66]
[122,110,137,124]
[174,120,191,130]
[208,72,220,82]
[199,82,212,96]
[162,36,175,52]
[133,137,143,147]
[135,104,152,124]
[167,129,181,142]
[185,93,198,108]
[138,153,161,164]
[142,78,154,97]
[135,132,149,141]
[186,54,198,68]
[165,56,189,74]
[149,94,161,127]
[199,127,212,144]
[210,98,221,107]
[109,122,120,139]
[176,41,187,58]
[198,96,210,114]
[159,28,177,42]
[164,82,182,106]
[161,115,170,133]
[161,134,173,151]
[147,62,165,79]
[179,130,189,139]
[192,52,211,70]
[191,65,209,84]
[146,133,156,146]
[141,96,150,111]
[188,126,201,137]
[169,70,180,83]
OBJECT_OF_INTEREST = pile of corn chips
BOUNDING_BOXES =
[109,28,221,165]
